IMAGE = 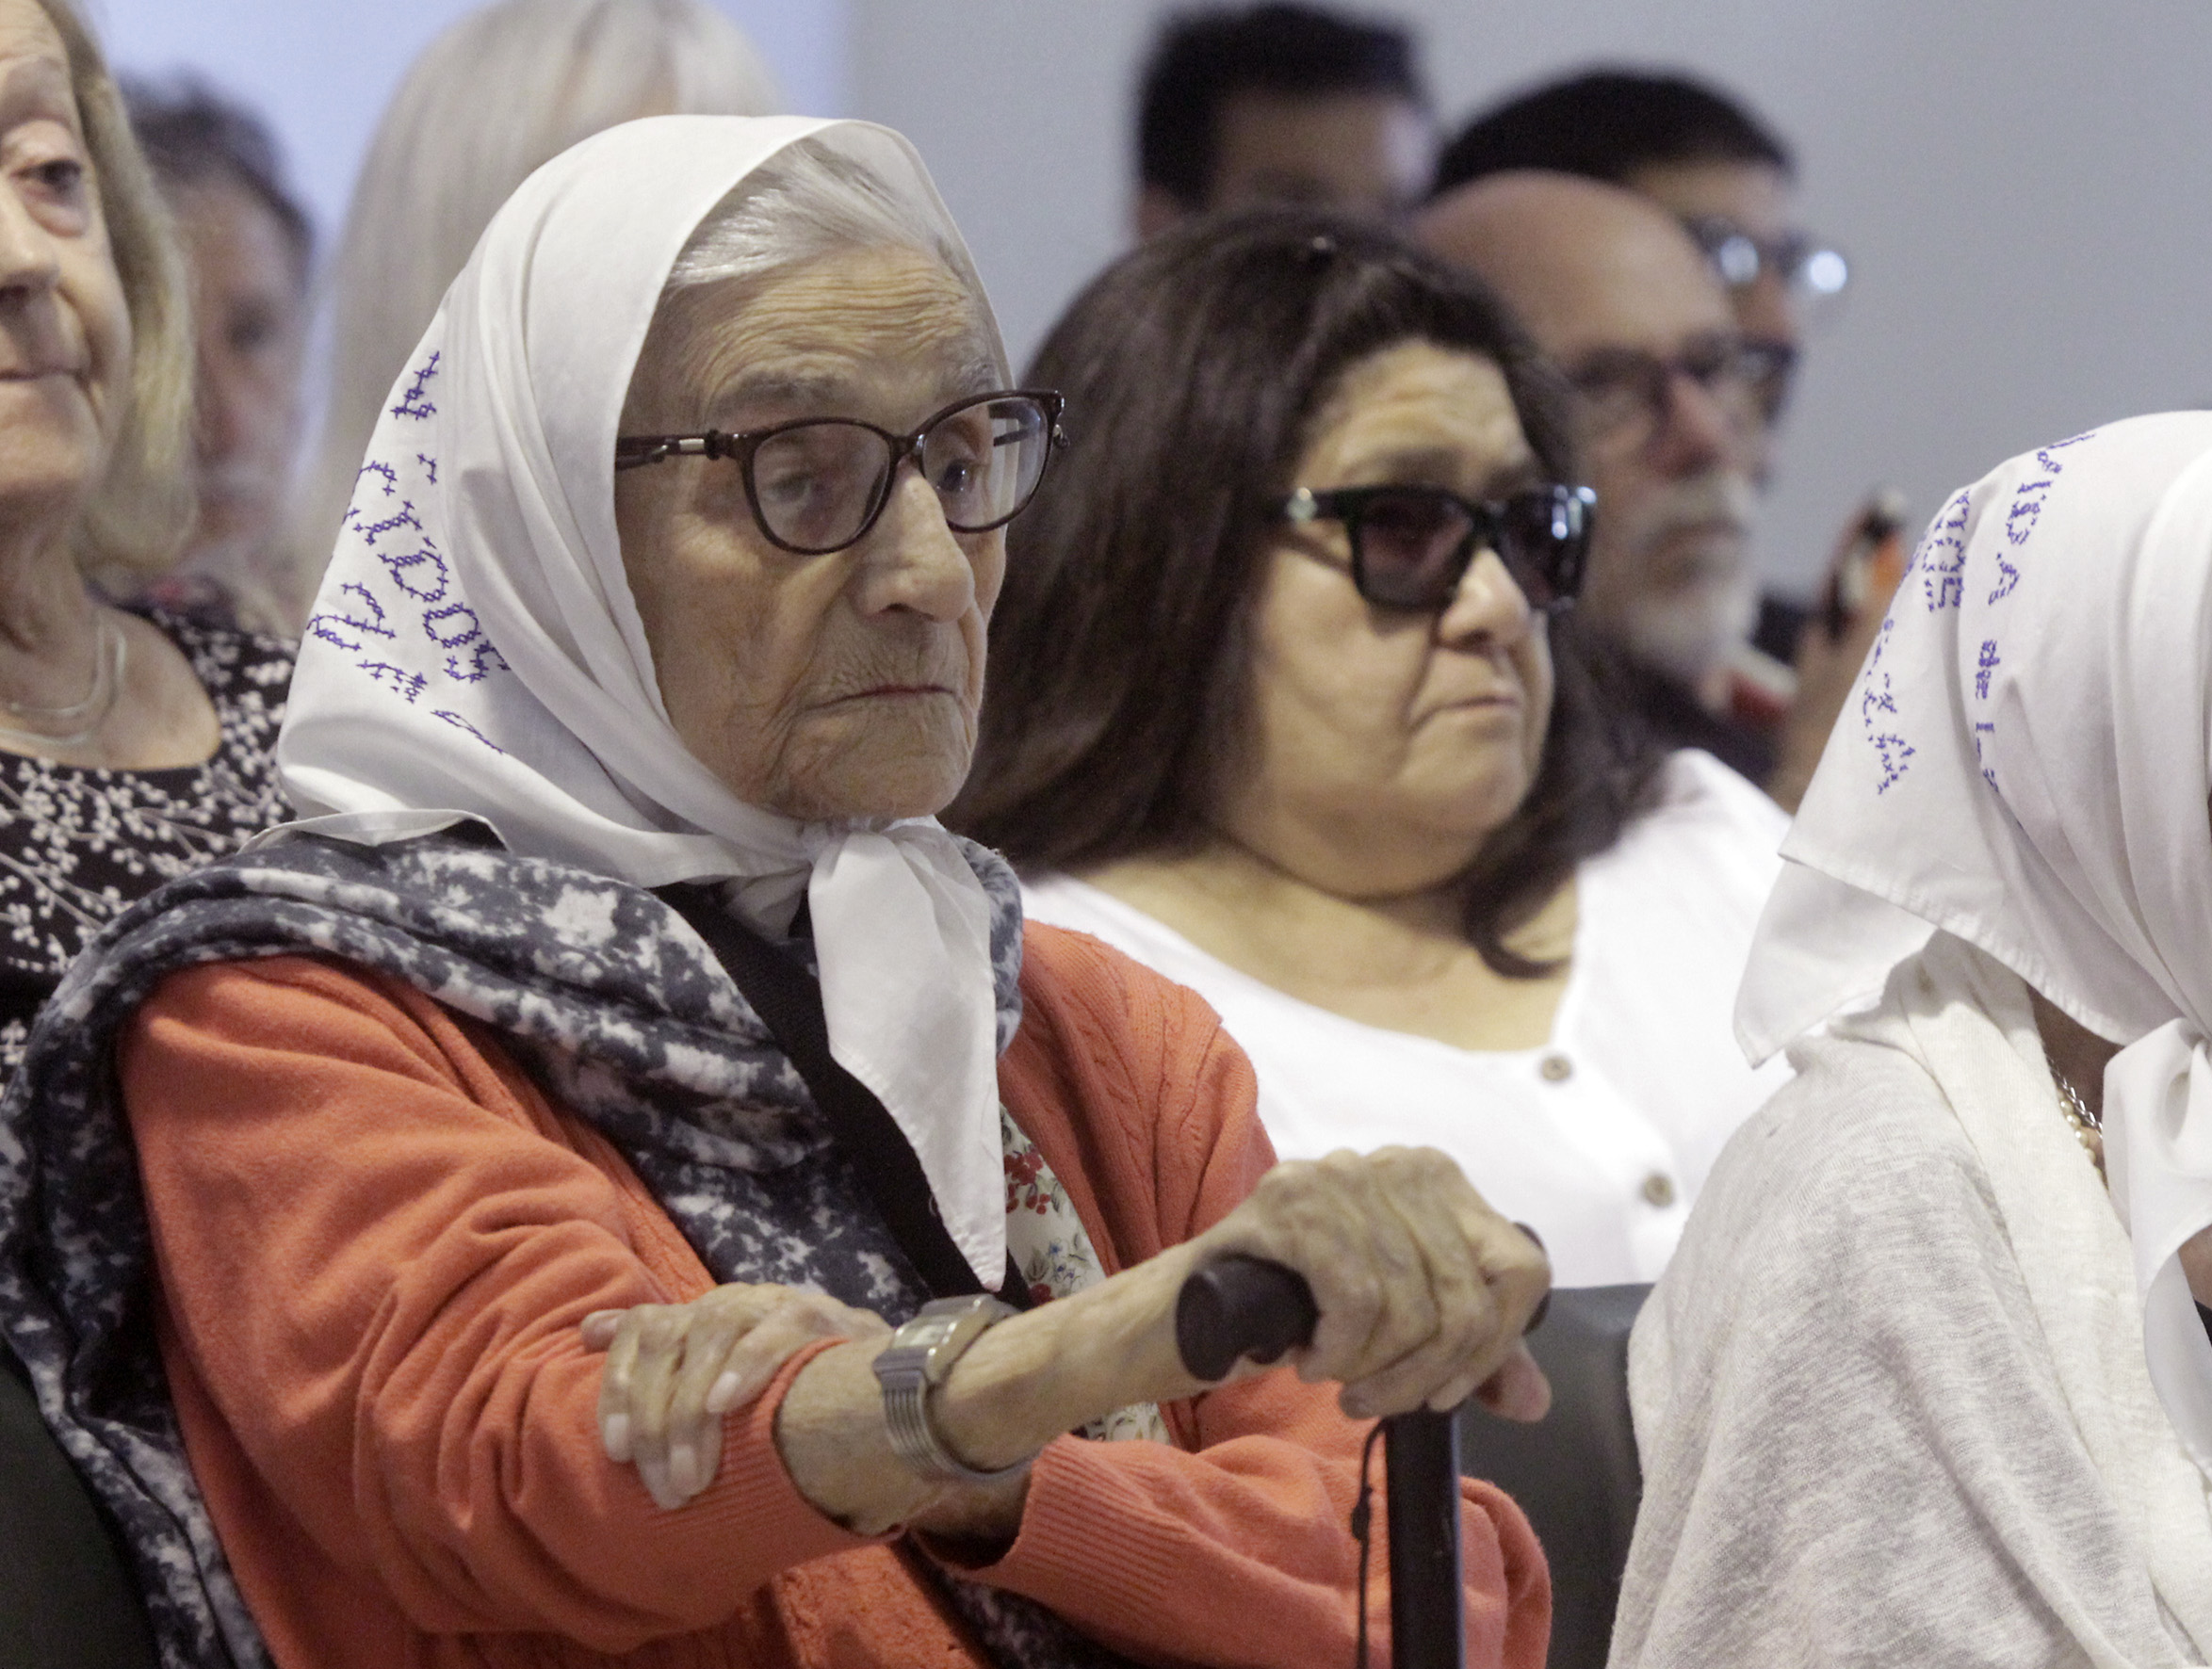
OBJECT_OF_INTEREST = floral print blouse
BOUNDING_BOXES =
[0,608,291,1082]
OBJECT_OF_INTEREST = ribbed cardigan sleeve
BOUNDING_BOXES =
[978,924,1552,1669]
[121,955,880,1655]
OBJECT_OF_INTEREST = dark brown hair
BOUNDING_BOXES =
[949,209,1663,977]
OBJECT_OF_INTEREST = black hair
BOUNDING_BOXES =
[122,75,311,281]
[1433,68,1792,200]
[949,209,1662,979]
[1139,4,1426,208]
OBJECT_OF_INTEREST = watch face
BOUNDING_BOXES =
[915,1318,960,1350]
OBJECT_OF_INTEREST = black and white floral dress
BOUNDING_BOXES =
[0,608,291,1081]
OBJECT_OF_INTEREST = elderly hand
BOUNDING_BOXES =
[582,1284,889,1509]
[1187,1145,1552,1421]
[768,1145,1549,1537]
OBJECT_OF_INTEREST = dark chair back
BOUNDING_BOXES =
[1457,1283,1650,1669]
[0,1350,158,1668]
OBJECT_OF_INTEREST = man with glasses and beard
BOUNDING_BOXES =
[1420,171,1783,787]
[1430,70,1847,436]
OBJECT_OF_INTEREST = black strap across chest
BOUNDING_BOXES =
[657,883,1031,1310]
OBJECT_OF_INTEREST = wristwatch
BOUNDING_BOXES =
[871,1294,1030,1485]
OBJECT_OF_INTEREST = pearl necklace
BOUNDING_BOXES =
[2052,1068,2106,1180]
[0,615,126,751]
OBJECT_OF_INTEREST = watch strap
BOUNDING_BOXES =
[873,1295,1032,1485]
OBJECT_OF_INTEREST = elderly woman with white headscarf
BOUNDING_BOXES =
[1609,413,2212,1668]
[0,117,1554,1669]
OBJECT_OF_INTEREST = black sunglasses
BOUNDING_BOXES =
[614,389,1066,557]
[1281,482,1595,612]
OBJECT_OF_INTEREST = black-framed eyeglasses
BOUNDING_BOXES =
[1681,216,1850,303]
[1564,333,1796,446]
[1280,482,1595,613]
[614,388,1066,556]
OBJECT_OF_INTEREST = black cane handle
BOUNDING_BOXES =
[1173,1254,1319,1382]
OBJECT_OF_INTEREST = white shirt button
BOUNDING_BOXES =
[1538,1053,1573,1083]
[1641,1173,1678,1208]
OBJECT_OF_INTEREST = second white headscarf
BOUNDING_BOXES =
[1737,411,2212,1478]
[275,115,1015,1288]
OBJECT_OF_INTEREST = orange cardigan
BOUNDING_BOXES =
[119,922,1549,1669]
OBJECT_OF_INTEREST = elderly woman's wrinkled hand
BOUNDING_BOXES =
[582,1284,889,1509]
[1191,1146,1552,1422]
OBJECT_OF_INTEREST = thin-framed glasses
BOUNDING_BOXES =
[1280,482,1596,613]
[1563,333,1795,448]
[614,388,1066,556]
[1681,216,1850,307]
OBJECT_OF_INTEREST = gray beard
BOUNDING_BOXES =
[1618,563,1762,689]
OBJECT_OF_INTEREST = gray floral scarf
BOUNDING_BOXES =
[0,829,1135,1669]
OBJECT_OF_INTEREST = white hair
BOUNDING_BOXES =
[668,129,972,296]
[283,0,779,631]
[636,131,1008,419]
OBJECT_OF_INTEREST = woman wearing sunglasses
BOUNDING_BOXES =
[953,212,1789,1288]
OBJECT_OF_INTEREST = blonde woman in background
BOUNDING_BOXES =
[0,0,294,1082]
[282,0,779,629]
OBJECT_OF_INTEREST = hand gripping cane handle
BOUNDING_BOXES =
[1173,1255,1466,1669]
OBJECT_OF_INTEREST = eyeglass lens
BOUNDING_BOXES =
[1570,341,1767,446]
[1351,489,1575,611]
[1691,220,1848,300]
[750,394,1052,554]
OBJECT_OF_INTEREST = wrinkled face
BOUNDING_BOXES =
[1218,339,1555,899]
[1625,157,1799,355]
[0,0,129,534]
[613,244,1004,821]
[1209,89,1432,220]
[172,175,306,561]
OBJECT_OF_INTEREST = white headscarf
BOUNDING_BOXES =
[276,115,1015,1288]
[1737,411,2212,1469]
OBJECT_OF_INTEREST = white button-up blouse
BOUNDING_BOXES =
[1021,750,1792,1288]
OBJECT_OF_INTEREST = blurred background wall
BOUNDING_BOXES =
[92,0,2212,594]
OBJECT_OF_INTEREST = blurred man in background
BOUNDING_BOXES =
[1134,3,1433,237]
[126,79,311,636]
[1430,73,1893,810]
[1420,172,1781,785]
[1433,70,1847,433]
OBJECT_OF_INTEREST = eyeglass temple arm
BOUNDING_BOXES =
[612,433,726,471]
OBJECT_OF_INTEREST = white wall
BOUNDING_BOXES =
[88,0,854,240]
[79,0,2212,596]
[850,0,2212,594]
